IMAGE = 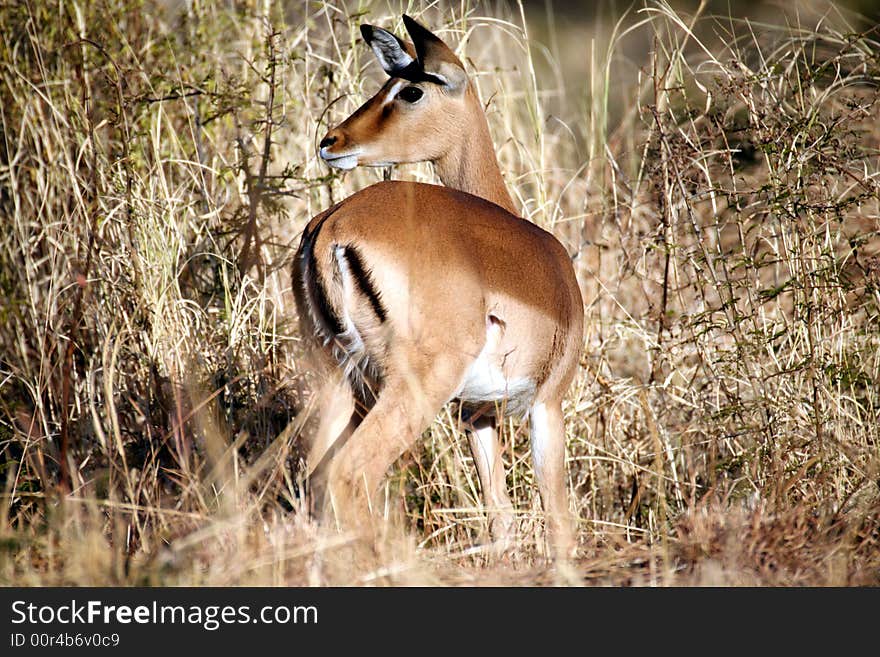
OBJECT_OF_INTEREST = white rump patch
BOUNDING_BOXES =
[333,246,366,357]
[325,247,379,401]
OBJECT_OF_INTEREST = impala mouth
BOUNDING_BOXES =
[320,147,360,171]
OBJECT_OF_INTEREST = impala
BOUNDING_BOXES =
[293,15,583,559]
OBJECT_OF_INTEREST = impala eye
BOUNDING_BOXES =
[398,86,424,103]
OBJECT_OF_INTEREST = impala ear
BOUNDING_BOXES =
[360,24,416,77]
[402,14,467,91]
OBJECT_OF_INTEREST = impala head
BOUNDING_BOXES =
[318,15,473,171]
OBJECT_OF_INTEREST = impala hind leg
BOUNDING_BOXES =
[306,371,357,477]
[466,415,516,554]
[530,399,576,560]
[324,368,461,531]
[305,370,376,515]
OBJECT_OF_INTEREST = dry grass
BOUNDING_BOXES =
[1,0,878,586]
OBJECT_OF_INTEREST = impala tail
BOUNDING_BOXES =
[293,205,386,409]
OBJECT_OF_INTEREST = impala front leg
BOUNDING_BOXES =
[466,415,516,554]
[530,399,576,561]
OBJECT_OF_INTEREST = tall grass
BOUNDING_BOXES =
[1,0,878,585]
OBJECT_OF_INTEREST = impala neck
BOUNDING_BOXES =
[433,88,518,216]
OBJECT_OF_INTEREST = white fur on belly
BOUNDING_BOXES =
[455,319,535,414]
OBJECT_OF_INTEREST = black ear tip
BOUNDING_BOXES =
[360,24,374,41]
[402,14,437,41]
[402,14,420,31]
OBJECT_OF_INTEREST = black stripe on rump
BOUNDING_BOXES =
[298,210,344,338]
[339,245,387,323]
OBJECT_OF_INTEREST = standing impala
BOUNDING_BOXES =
[293,15,583,559]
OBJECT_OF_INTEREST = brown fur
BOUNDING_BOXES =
[294,16,583,559]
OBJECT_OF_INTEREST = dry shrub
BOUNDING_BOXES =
[1,0,878,585]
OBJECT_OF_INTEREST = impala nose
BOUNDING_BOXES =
[318,129,358,170]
